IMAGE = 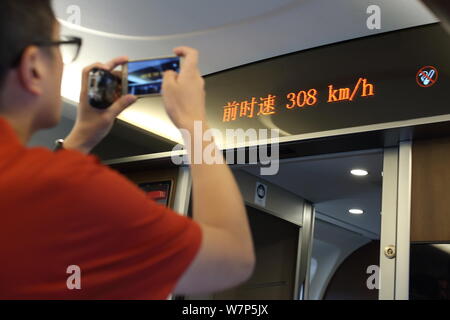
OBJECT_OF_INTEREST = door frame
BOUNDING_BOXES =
[379,141,412,299]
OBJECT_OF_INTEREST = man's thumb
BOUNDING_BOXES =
[163,70,177,90]
[111,94,137,114]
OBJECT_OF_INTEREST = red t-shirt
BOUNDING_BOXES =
[0,117,202,299]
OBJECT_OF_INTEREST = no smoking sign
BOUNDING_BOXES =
[416,66,438,88]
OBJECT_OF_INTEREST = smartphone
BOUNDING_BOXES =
[122,56,181,97]
[88,56,180,109]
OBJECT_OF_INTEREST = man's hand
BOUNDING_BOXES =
[162,47,207,133]
[64,57,137,154]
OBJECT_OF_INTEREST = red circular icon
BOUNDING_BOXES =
[416,66,438,88]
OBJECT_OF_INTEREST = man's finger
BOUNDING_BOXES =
[109,94,137,115]
[173,46,199,74]
[162,70,177,91]
[104,56,128,71]
[82,62,108,77]
[112,70,122,79]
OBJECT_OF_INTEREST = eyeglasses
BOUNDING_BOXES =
[47,36,82,64]
[11,36,82,67]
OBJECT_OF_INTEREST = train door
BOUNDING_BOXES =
[104,144,408,300]
[184,169,314,300]
[241,149,385,300]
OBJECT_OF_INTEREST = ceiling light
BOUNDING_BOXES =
[349,209,364,215]
[351,169,368,176]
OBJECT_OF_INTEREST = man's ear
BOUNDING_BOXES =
[17,46,45,96]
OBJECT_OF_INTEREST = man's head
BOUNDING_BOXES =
[0,0,63,137]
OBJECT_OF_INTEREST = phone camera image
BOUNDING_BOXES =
[88,68,122,109]
[127,57,180,96]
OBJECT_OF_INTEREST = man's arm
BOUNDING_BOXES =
[162,47,255,294]
[173,127,255,294]
[61,47,255,295]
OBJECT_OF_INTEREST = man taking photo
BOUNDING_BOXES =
[0,0,255,299]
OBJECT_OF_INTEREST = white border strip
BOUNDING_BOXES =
[395,141,412,299]
[379,147,399,300]
[172,166,192,217]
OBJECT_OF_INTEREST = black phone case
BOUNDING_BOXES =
[88,68,121,109]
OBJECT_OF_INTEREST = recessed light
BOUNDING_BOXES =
[349,209,364,215]
[351,169,368,176]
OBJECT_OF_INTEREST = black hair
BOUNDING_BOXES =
[0,0,56,89]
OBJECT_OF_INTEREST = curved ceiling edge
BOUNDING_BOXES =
[57,0,305,41]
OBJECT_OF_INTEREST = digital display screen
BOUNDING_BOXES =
[138,181,172,206]
[203,24,450,143]
[127,57,180,96]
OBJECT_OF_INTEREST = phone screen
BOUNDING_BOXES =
[126,57,180,96]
